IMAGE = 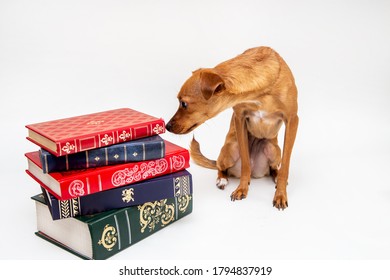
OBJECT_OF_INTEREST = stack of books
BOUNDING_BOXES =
[25,108,193,259]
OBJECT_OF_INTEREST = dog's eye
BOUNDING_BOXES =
[180,101,188,109]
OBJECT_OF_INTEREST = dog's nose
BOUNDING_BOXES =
[165,120,173,132]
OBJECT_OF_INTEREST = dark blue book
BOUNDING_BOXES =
[40,135,165,173]
[41,169,192,220]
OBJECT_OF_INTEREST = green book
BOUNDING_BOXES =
[32,193,193,259]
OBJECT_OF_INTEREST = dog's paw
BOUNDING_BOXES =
[230,186,248,201]
[216,178,228,190]
[272,190,288,210]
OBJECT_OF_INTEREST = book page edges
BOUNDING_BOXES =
[26,159,61,197]
[27,130,58,154]
[35,200,93,259]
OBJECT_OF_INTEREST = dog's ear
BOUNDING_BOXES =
[200,71,225,100]
[192,68,203,74]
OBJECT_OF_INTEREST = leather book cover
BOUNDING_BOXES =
[26,108,165,156]
[26,140,190,200]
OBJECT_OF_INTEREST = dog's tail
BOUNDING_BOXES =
[190,136,218,170]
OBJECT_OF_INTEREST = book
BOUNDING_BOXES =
[26,140,190,200]
[26,108,165,156]
[40,135,165,173]
[41,169,193,220]
[33,193,193,259]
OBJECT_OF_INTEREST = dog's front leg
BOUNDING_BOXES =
[273,114,299,210]
[230,111,251,201]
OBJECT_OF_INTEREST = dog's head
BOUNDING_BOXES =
[166,69,226,134]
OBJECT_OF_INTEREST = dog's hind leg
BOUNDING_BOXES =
[216,141,240,189]
[263,137,281,183]
[216,116,241,189]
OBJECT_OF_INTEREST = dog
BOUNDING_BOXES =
[166,46,298,210]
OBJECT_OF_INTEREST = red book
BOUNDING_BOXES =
[26,108,165,156]
[25,141,190,200]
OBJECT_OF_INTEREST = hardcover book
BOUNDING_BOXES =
[40,135,165,173]
[26,108,165,156]
[25,140,190,200]
[33,193,193,260]
[41,170,192,220]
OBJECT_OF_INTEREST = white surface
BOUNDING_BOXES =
[0,0,389,263]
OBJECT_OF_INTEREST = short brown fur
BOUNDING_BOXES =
[166,46,298,210]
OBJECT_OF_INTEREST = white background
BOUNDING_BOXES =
[1,0,389,272]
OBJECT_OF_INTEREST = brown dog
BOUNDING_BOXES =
[166,46,298,210]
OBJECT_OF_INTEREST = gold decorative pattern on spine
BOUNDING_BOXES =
[100,134,113,145]
[98,224,117,251]
[59,198,79,218]
[119,130,131,141]
[122,188,135,203]
[138,199,175,233]
[152,124,164,134]
[177,195,192,213]
[59,200,70,218]
[174,175,190,197]
[62,142,75,154]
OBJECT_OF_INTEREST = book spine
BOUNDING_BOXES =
[56,119,165,156]
[56,149,190,200]
[90,195,193,259]
[43,170,192,220]
[40,136,165,173]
